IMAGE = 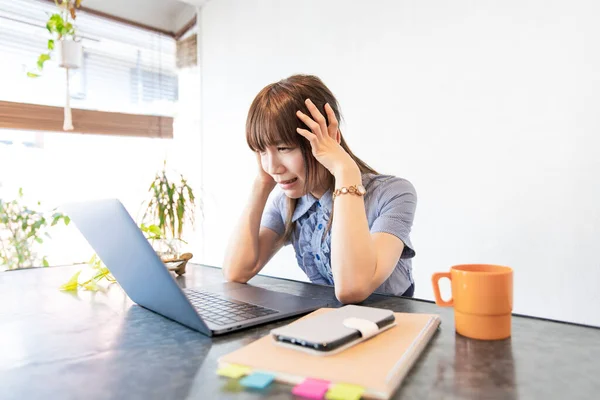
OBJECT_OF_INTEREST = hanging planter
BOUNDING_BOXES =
[27,0,83,131]
[56,39,83,69]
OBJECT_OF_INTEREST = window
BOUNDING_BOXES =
[131,69,178,104]
[0,1,201,269]
[0,0,178,137]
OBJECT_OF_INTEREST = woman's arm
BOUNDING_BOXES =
[222,178,283,283]
[295,99,406,304]
[329,167,405,304]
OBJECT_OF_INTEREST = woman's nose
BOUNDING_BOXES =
[265,154,285,175]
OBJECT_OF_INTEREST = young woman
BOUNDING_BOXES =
[223,74,417,304]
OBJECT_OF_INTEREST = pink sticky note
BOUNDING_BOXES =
[292,378,331,399]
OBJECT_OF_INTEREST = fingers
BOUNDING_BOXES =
[296,109,323,140]
[297,99,339,142]
[296,127,317,143]
[324,103,339,140]
[304,99,328,139]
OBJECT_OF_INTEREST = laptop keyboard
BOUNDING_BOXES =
[184,289,279,326]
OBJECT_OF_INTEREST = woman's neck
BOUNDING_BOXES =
[310,173,335,199]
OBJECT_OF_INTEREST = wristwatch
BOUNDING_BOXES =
[332,184,366,201]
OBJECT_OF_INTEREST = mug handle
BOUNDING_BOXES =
[431,272,453,307]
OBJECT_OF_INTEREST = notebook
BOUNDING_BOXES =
[218,308,441,399]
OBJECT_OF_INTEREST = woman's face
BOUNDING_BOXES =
[259,143,307,199]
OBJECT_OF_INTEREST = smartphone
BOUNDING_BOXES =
[270,305,395,353]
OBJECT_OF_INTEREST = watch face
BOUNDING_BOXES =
[357,185,366,195]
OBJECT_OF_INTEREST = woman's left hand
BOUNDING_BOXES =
[296,99,358,177]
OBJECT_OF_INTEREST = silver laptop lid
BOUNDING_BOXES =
[62,199,210,335]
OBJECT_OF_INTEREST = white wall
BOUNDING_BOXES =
[197,0,600,326]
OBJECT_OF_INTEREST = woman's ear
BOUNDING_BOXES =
[336,129,341,144]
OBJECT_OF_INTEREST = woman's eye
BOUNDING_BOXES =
[277,147,292,152]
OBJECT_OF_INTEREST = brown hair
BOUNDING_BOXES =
[246,74,377,245]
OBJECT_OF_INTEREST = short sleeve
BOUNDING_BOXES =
[260,191,285,237]
[369,178,417,259]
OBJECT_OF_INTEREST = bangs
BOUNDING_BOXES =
[246,85,306,152]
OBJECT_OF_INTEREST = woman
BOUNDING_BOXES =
[223,74,417,304]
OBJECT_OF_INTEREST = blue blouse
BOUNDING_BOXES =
[260,173,417,296]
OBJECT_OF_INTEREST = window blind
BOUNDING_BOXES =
[0,0,178,136]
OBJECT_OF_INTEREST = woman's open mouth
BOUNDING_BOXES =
[279,177,298,189]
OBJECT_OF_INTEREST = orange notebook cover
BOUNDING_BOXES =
[218,308,441,399]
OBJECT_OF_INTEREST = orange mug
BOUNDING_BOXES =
[432,264,513,340]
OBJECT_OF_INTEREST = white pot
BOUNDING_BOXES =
[56,40,83,69]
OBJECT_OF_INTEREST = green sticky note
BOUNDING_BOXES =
[325,383,365,400]
[216,364,252,379]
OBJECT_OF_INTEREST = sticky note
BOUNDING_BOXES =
[239,372,275,389]
[325,383,365,400]
[292,378,330,399]
[216,364,251,379]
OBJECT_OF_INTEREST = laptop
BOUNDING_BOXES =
[62,198,332,336]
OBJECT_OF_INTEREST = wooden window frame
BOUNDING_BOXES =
[0,100,173,138]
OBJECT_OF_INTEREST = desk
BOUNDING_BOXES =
[1,264,599,400]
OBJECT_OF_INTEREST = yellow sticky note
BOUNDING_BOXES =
[216,364,252,379]
[325,383,365,400]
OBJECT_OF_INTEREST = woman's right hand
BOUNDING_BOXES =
[254,152,277,191]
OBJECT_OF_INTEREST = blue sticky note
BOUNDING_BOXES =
[239,372,275,389]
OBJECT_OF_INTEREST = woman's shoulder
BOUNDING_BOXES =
[266,189,288,214]
[362,173,416,198]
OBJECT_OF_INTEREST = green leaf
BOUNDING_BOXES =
[148,224,162,236]
[37,53,51,71]
[88,254,97,264]
[27,72,41,78]
[42,258,50,267]
[93,267,110,280]
[82,280,99,291]
[51,213,62,226]
[35,237,43,244]
[64,216,70,225]
[47,39,55,50]
[64,22,74,36]
[60,270,81,291]
[32,219,44,231]
[48,14,63,33]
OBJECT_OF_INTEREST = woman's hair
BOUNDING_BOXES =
[246,74,377,245]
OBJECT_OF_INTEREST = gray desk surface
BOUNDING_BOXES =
[1,263,599,400]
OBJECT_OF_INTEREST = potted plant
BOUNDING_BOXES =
[58,162,198,291]
[140,161,198,275]
[28,0,83,77]
[0,188,70,271]
[28,0,83,131]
